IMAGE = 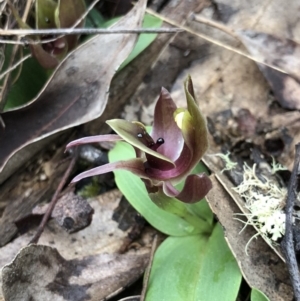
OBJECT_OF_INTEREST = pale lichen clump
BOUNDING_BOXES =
[233,163,287,243]
[211,152,238,172]
[214,151,289,244]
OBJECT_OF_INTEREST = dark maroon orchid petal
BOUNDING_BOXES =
[162,173,212,203]
[66,134,123,150]
[145,144,192,181]
[30,44,60,69]
[107,119,174,167]
[71,158,149,183]
[151,88,184,161]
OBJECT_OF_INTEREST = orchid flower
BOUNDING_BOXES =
[67,76,212,203]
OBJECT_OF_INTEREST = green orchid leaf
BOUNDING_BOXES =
[85,12,162,68]
[119,13,162,69]
[85,8,107,28]
[187,198,214,226]
[3,48,49,110]
[251,288,270,301]
[102,17,120,28]
[145,224,242,301]
[150,191,212,234]
[109,141,210,236]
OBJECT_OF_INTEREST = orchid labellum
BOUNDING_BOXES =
[67,76,212,203]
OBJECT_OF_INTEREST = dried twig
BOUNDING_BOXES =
[191,13,239,39]
[140,235,158,301]
[0,27,182,39]
[282,143,300,301]
[0,53,31,81]
[29,150,78,244]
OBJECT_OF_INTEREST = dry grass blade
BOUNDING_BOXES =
[146,8,288,76]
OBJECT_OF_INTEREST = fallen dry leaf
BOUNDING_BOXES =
[0,0,146,183]
[2,244,148,301]
[237,31,300,82]
[0,146,70,246]
[237,30,300,110]
[0,189,154,300]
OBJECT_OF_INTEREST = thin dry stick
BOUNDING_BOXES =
[140,235,158,301]
[145,8,288,76]
[0,0,8,16]
[191,13,239,39]
[0,27,182,38]
[282,143,300,301]
[29,151,77,244]
[0,51,30,81]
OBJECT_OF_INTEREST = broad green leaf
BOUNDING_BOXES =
[85,12,162,68]
[109,141,211,236]
[3,48,49,110]
[251,288,270,301]
[145,224,242,301]
[186,198,214,227]
[119,13,162,69]
[85,8,106,28]
[102,17,120,28]
[150,192,211,233]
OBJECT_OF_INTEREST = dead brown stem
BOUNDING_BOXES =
[140,235,158,301]
[29,151,77,244]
